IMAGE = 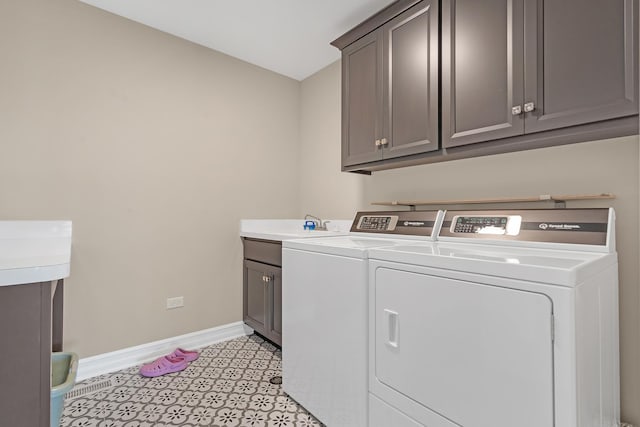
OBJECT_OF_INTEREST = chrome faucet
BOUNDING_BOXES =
[304,214,328,230]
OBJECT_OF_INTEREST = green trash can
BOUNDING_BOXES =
[51,352,78,427]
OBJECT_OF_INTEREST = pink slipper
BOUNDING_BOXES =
[139,355,188,377]
[169,347,199,362]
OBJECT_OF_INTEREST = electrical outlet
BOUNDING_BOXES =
[166,296,184,309]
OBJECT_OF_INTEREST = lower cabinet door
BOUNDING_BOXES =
[243,260,282,346]
[268,267,283,345]
[244,260,268,333]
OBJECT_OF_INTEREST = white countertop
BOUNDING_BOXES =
[0,221,72,287]
[240,219,352,241]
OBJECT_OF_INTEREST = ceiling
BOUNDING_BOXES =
[78,0,395,81]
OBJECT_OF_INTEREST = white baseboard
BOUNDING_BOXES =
[77,321,254,382]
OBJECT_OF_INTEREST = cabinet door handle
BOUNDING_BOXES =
[511,105,522,115]
[524,102,535,112]
[264,275,272,283]
[380,138,388,146]
[375,139,382,147]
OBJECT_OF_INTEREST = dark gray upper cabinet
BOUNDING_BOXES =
[443,0,638,148]
[334,0,637,172]
[340,0,439,168]
[523,0,638,132]
[342,32,381,166]
[442,0,525,147]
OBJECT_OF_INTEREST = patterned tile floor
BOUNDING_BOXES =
[60,335,323,427]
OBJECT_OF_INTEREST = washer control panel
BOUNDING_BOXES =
[451,215,521,236]
[350,210,439,237]
[357,215,399,231]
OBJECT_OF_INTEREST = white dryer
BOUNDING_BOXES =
[367,208,619,427]
[282,210,443,427]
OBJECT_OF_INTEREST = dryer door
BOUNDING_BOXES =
[373,267,554,427]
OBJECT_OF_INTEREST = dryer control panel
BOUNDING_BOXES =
[451,215,522,236]
[440,209,610,246]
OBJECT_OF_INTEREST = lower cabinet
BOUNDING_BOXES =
[243,239,282,346]
[0,280,64,427]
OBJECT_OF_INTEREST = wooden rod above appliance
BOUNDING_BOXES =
[371,193,615,210]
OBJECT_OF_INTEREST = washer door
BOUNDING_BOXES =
[374,267,554,427]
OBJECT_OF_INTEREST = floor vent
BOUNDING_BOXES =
[269,376,282,385]
[65,378,116,400]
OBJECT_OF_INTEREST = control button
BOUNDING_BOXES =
[360,216,392,231]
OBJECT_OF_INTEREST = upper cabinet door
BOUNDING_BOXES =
[442,0,525,148]
[523,0,639,133]
[342,32,383,167]
[382,0,439,158]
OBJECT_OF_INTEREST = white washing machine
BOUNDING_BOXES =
[367,208,619,427]
[282,210,444,427]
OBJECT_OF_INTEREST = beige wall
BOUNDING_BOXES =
[0,0,301,356]
[299,62,640,424]
[297,61,364,218]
